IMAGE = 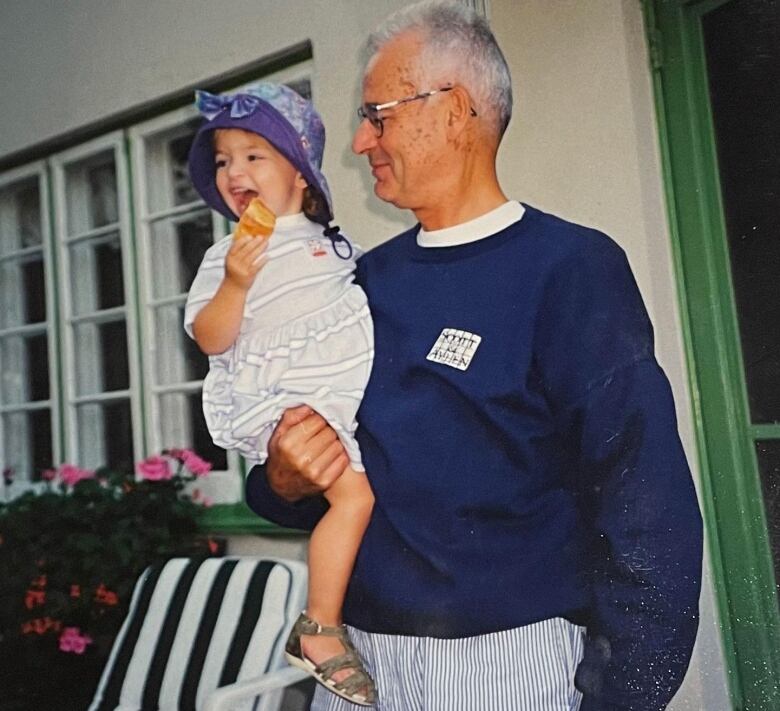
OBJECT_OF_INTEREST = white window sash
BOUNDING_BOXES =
[50,132,143,467]
[0,162,59,482]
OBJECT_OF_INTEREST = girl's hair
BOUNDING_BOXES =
[302,186,329,225]
[365,0,513,139]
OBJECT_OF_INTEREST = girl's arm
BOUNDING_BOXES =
[192,234,268,354]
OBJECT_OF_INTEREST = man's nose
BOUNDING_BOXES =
[352,119,377,155]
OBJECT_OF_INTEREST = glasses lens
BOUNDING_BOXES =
[359,105,383,137]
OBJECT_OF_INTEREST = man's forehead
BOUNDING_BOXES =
[362,34,425,98]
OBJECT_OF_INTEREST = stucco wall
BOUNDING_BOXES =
[0,0,730,707]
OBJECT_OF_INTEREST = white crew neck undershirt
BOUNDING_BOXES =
[272,211,310,230]
[417,201,525,248]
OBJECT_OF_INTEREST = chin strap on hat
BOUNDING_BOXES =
[323,224,353,260]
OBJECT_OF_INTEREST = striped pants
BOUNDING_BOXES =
[312,617,585,711]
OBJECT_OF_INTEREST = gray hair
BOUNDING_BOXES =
[366,1,513,138]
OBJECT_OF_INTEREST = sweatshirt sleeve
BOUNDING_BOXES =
[535,234,703,710]
[245,463,328,531]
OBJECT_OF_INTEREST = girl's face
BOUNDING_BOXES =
[214,128,307,218]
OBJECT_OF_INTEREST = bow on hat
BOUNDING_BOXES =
[195,90,263,120]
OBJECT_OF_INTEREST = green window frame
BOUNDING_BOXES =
[644,1,780,707]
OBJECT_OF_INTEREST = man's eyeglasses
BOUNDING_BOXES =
[357,87,477,137]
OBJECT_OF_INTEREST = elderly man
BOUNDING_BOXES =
[246,2,702,710]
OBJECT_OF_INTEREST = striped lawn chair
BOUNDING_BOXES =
[88,556,311,711]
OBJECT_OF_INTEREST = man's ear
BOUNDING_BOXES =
[445,85,475,138]
[295,172,308,190]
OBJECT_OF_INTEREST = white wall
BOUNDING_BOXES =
[0,0,730,707]
[0,0,414,241]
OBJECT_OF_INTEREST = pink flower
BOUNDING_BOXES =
[58,464,95,487]
[166,447,212,476]
[201,495,214,508]
[182,451,212,477]
[58,627,93,654]
[136,455,172,481]
[40,468,57,481]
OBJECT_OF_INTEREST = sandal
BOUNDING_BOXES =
[284,612,377,706]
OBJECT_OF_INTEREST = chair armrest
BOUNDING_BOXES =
[203,666,311,711]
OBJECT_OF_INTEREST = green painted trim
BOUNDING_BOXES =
[748,425,780,440]
[644,2,742,701]
[197,502,304,536]
[122,135,148,456]
[43,163,67,461]
[197,457,272,530]
[646,1,780,707]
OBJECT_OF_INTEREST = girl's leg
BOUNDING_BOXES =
[301,466,374,683]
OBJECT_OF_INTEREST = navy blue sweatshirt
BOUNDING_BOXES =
[246,205,703,710]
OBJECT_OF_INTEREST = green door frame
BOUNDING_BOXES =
[644,1,780,708]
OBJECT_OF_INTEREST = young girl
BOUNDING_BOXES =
[184,83,376,706]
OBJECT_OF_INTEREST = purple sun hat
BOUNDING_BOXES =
[188,82,333,224]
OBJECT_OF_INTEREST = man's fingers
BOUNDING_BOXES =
[268,405,314,449]
[315,441,350,488]
[302,424,340,462]
[273,406,316,440]
[295,436,348,490]
[264,408,345,500]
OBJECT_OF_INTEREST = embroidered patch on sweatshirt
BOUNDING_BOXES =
[426,328,482,371]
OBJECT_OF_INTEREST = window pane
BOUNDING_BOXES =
[159,391,227,470]
[0,332,49,404]
[144,120,201,213]
[150,210,214,299]
[756,439,780,595]
[155,303,208,384]
[69,233,125,314]
[73,319,129,395]
[703,1,780,423]
[169,128,201,207]
[76,399,133,472]
[65,151,118,234]
[0,176,41,253]
[17,180,42,248]
[2,409,53,481]
[0,253,46,327]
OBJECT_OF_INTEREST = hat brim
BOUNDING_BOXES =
[188,101,332,223]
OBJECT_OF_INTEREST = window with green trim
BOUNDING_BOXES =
[645,0,779,707]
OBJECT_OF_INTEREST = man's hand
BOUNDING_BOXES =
[267,406,350,502]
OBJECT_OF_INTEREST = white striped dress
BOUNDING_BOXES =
[184,212,373,469]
